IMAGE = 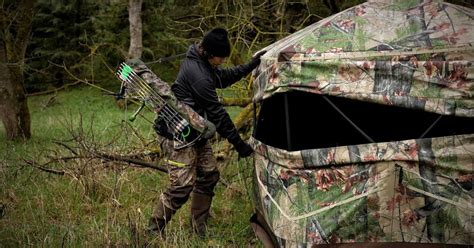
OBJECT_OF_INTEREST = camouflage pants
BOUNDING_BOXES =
[158,140,220,211]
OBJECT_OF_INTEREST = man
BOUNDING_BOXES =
[148,27,266,239]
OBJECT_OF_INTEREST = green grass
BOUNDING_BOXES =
[0,86,261,247]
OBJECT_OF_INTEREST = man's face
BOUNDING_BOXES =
[208,56,227,67]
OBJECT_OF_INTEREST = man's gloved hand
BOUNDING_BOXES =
[249,50,267,69]
[233,140,254,158]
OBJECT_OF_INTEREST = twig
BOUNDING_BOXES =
[23,159,65,175]
[53,140,79,155]
[50,61,115,95]
[26,80,81,97]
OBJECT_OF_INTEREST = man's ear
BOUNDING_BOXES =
[202,50,212,59]
[202,50,208,58]
[198,43,212,59]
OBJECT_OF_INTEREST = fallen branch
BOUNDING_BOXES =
[24,151,234,187]
[95,152,167,173]
[24,152,167,175]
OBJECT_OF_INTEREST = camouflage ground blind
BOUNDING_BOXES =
[253,0,473,117]
[250,0,473,246]
[250,135,473,246]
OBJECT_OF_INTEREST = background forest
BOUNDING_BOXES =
[1,0,473,247]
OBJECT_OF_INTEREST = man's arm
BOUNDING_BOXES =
[190,78,253,157]
[215,63,256,88]
[216,51,267,88]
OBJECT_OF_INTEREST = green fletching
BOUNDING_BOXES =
[120,64,133,79]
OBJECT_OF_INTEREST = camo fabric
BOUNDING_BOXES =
[250,134,474,246]
[250,0,474,246]
[126,59,211,134]
[253,0,474,117]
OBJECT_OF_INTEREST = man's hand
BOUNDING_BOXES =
[234,140,254,158]
[249,50,267,69]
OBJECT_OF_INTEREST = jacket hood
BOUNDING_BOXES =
[186,44,205,63]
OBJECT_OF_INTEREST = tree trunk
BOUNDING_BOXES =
[128,0,143,59]
[0,0,33,140]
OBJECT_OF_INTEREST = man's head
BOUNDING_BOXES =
[201,28,230,66]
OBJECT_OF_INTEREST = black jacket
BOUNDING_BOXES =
[171,44,257,145]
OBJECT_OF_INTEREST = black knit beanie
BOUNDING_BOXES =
[202,28,231,57]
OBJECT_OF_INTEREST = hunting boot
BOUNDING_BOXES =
[147,202,175,240]
[190,192,213,238]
